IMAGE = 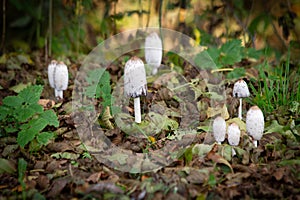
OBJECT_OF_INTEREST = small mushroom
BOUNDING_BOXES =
[212,116,226,144]
[48,61,69,99]
[145,32,163,75]
[246,105,264,147]
[124,56,147,123]
[232,79,250,120]
[227,123,240,156]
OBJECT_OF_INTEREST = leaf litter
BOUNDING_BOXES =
[0,50,299,199]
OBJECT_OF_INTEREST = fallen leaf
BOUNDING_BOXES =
[206,145,233,173]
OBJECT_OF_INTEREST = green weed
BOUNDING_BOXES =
[0,85,59,148]
[248,49,300,115]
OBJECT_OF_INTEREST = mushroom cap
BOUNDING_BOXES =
[227,123,240,146]
[124,56,147,98]
[48,60,57,88]
[54,62,69,91]
[212,116,226,143]
[246,105,264,141]
[145,32,162,73]
[233,79,250,98]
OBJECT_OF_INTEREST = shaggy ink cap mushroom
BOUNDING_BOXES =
[246,105,264,147]
[212,116,226,144]
[48,61,69,99]
[232,79,250,98]
[124,56,147,123]
[232,79,250,119]
[145,32,163,75]
[227,123,241,156]
[48,60,57,89]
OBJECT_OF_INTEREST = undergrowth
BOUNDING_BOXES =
[0,85,59,149]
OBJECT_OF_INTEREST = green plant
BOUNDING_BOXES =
[0,85,59,148]
[18,158,27,200]
[195,39,263,79]
[248,49,300,115]
[85,68,119,116]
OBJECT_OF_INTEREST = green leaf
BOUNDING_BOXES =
[39,110,59,127]
[0,158,16,174]
[220,39,243,65]
[18,158,27,193]
[0,106,10,120]
[37,132,54,145]
[17,127,39,147]
[278,159,300,166]
[10,82,32,93]
[3,96,23,107]
[192,144,213,157]
[16,104,43,122]
[195,50,218,70]
[18,85,43,105]
[226,68,246,79]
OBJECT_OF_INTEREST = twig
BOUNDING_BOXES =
[49,0,53,57]
[1,0,6,52]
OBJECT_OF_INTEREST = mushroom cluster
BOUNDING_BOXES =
[48,60,69,99]
[124,56,147,123]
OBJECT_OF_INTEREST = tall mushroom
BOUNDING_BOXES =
[145,32,163,75]
[124,56,147,123]
[48,61,69,99]
[232,79,250,120]
[227,123,240,156]
[212,116,226,144]
[246,105,264,147]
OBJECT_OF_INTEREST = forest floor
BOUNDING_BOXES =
[0,48,300,200]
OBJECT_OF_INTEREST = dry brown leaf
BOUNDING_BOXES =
[38,99,55,109]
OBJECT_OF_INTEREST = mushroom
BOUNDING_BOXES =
[227,123,240,156]
[48,61,69,99]
[145,32,163,75]
[124,56,147,123]
[212,116,226,144]
[232,79,250,120]
[246,105,264,147]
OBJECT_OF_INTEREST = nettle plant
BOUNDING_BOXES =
[0,85,59,148]
[84,68,118,116]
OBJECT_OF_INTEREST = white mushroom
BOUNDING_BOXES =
[48,60,57,88]
[48,61,69,99]
[124,56,147,123]
[246,105,264,147]
[227,123,240,156]
[232,79,250,120]
[145,32,163,75]
[212,116,226,144]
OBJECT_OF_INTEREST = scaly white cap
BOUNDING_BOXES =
[233,79,250,98]
[48,61,68,99]
[48,60,57,89]
[246,105,264,147]
[145,32,163,75]
[124,56,147,98]
[227,123,240,146]
[212,116,226,144]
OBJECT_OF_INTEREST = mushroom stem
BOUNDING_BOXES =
[134,97,141,123]
[232,148,236,157]
[253,140,258,147]
[238,98,242,119]
[55,90,63,99]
